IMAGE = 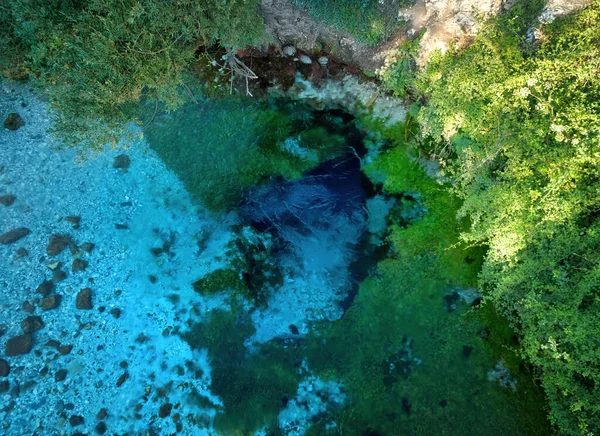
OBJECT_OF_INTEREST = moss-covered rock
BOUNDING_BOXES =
[192,269,247,296]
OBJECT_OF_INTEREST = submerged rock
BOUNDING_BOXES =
[0,359,9,377]
[113,154,131,170]
[40,294,62,311]
[21,315,44,333]
[5,333,33,356]
[36,279,55,297]
[0,228,31,244]
[47,234,71,256]
[76,288,93,309]
[3,113,25,130]
[0,194,16,206]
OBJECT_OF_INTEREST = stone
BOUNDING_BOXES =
[64,216,81,229]
[298,54,312,64]
[97,408,108,420]
[0,359,9,377]
[21,301,35,313]
[0,380,9,393]
[69,242,82,257]
[76,288,93,309]
[116,372,129,387]
[158,403,173,418]
[80,242,95,253]
[109,308,121,319]
[36,279,55,297]
[317,56,329,66]
[52,269,67,283]
[45,340,60,349]
[21,315,44,333]
[15,247,28,259]
[0,194,16,206]
[47,234,71,256]
[5,333,33,356]
[72,259,88,272]
[282,45,297,57]
[3,113,25,130]
[0,228,31,244]
[55,369,68,382]
[40,294,62,311]
[58,345,73,355]
[113,154,131,170]
[95,422,107,435]
[69,415,85,427]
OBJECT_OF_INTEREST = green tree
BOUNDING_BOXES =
[0,0,264,147]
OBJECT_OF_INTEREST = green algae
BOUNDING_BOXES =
[298,120,551,435]
[141,97,347,213]
[182,306,302,435]
[192,269,247,296]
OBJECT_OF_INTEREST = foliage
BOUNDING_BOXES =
[291,0,410,45]
[302,127,549,435]
[388,2,600,433]
[182,307,302,435]
[143,98,348,212]
[0,0,264,148]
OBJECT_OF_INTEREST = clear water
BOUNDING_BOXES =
[0,84,549,435]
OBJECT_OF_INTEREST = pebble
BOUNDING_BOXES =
[47,234,71,256]
[113,154,131,170]
[69,415,84,427]
[298,55,312,64]
[95,421,107,434]
[0,359,9,377]
[40,294,62,311]
[80,242,95,253]
[21,301,35,313]
[15,247,29,258]
[116,372,129,387]
[72,259,88,272]
[5,333,33,356]
[109,308,121,319]
[64,215,81,229]
[52,269,67,282]
[54,369,68,382]
[0,194,16,206]
[76,288,93,309]
[36,279,55,297]
[158,403,173,418]
[318,56,329,66]
[283,45,297,57]
[21,315,44,333]
[3,112,25,130]
[0,228,31,244]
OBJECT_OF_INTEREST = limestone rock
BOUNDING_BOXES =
[3,113,25,130]
[76,288,93,309]
[47,234,71,256]
[5,333,33,356]
[0,359,9,377]
[113,154,131,170]
[40,294,62,311]
[0,194,16,206]
[21,315,44,333]
[282,45,297,57]
[0,228,31,244]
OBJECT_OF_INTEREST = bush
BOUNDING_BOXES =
[402,2,600,433]
[0,0,264,148]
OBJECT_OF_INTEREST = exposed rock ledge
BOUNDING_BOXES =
[261,0,592,71]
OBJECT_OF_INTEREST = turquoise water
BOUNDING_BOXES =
[0,84,549,435]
